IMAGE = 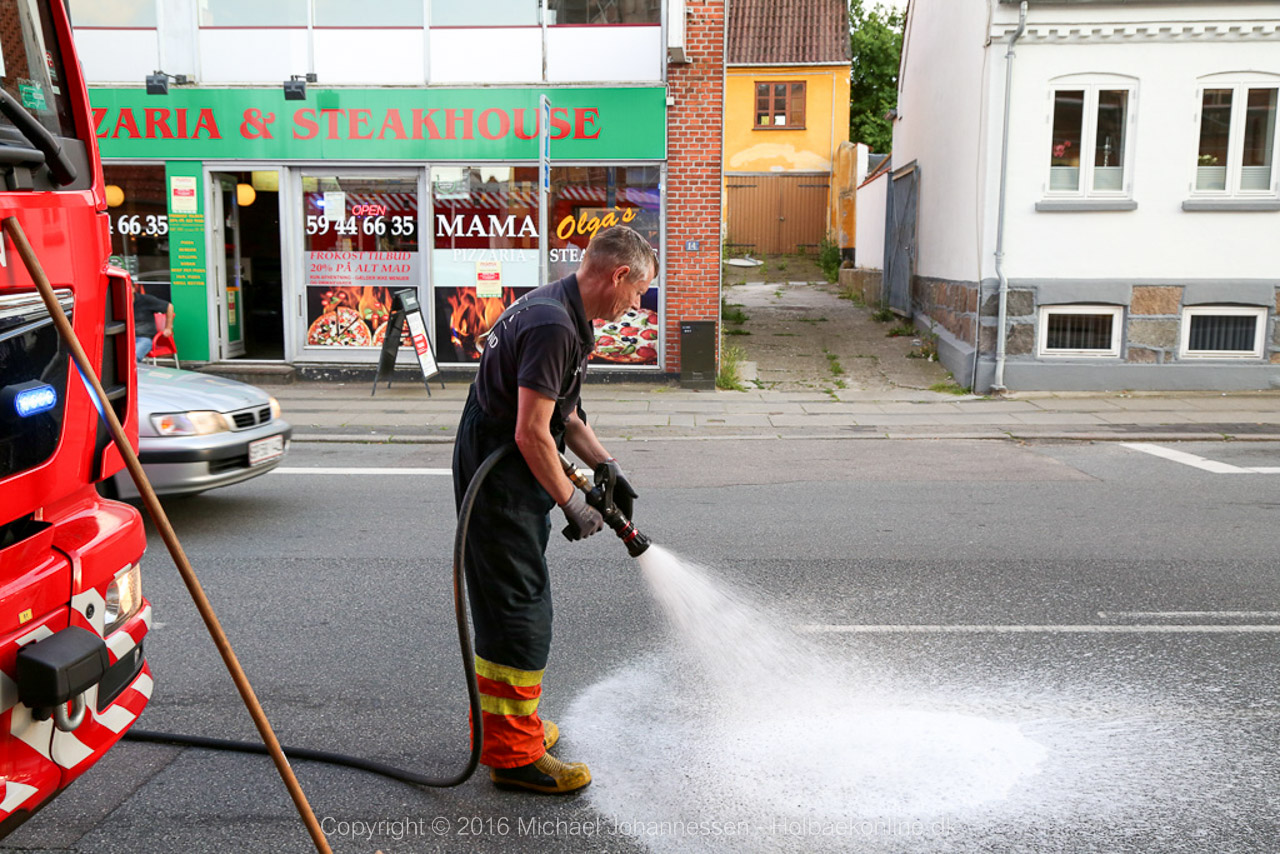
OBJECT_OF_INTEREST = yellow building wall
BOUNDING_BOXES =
[724,65,851,176]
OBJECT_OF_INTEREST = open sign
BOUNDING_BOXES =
[351,204,387,217]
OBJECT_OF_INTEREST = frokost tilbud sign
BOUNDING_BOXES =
[90,88,666,161]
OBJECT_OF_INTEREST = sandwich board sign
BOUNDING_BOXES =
[372,289,442,396]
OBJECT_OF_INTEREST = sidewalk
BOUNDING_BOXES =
[272,381,1280,443]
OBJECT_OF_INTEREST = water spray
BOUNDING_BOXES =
[558,453,651,558]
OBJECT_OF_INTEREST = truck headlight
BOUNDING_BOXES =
[151,411,228,436]
[104,564,142,635]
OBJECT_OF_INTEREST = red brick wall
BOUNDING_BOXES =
[664,0,725,374]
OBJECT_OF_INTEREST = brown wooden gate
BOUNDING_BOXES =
[725,172,830,254]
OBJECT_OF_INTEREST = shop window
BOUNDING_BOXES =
[1048,86,1131,194]
[431,166,540,363]
[301,175,420,349]
[1037,306,1123,358]
[315,0,423,26]
[1195,85,1278,194]
[199,0,308,27]
[103,165,171,301]
[68,0,157,27]
[547,0,661,24]
[754,82,805,129]
[430,0,539,26]
[549,165,661,367]
[1180,306,1267,359]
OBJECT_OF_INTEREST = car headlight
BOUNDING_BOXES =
[268,396,282,420]
[104,563,142,635]
[151,411,229,436]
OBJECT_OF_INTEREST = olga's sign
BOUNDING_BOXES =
[90,87,666,161]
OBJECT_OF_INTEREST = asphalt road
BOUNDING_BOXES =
[6,438,1279,853]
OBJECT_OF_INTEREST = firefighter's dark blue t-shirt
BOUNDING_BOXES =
[474,274,595,424]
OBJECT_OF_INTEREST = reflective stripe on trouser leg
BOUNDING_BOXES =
[474,655,545,768]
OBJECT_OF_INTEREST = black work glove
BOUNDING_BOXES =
[560,490,604,541]
[596,459,639,522]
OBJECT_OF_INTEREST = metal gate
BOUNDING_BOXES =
[882,163,919,315]
[725,173,830,254]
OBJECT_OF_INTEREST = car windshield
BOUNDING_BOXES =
[0,0,77,140]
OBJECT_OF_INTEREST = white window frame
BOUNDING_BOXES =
[1190,75,1280,198]
[1037,305,1124,358]
[1044,76,1137,200]
[1179,306,1268,360]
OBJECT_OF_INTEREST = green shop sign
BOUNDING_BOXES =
[90,87,666,161]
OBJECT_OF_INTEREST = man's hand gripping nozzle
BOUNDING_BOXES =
[558,453,651,557]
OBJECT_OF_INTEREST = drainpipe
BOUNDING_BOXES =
[991,1,1027,393]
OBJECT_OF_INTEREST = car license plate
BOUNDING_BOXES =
[248,434,285,466]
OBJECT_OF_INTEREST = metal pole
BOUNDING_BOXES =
[991,1,1027,393]
[3,216,333,854]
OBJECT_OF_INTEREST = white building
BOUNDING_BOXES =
[875,0,1280,391]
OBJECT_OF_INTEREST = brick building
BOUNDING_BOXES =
[72,0,725,381]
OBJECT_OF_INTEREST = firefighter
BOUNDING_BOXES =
[452,225,652,794]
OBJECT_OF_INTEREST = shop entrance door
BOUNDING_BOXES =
[209,170,285,359]
[297,171,423,358]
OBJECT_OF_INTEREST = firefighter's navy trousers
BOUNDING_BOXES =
[452,386,560,769]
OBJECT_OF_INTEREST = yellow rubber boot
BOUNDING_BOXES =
[489,753,592,794]
[542,720,559,752]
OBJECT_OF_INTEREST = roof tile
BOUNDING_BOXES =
[728,0,850,65]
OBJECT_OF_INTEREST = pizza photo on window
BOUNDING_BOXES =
[591,287,659,366]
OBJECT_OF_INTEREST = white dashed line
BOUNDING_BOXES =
[1097,611,1280,620]
[800,624,1280,634]
[1120,442,1278,473]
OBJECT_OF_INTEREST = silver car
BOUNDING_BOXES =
[107,366,292,498]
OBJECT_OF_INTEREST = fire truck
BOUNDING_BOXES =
[0,0,151,835]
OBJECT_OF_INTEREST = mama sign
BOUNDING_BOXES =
[90,87,666,161]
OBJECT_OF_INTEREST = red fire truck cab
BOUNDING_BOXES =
[0,0,152,835]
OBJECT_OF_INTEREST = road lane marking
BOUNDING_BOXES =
[1098,611,1280,620]
[1120,442,1280,473]
[800,624,1280,633]
[273,467,451,475]
[1119,442,1249,473]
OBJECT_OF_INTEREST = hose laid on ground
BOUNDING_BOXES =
[125,443,516,788]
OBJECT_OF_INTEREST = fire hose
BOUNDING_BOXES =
[124,451,648,779]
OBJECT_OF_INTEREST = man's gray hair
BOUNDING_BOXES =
[583,225,657,282]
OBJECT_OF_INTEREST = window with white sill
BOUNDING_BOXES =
[1180,306,1268,359]
[1194,82,1278,196]
[1047,84,1133,198]
[1037,305,1124,358]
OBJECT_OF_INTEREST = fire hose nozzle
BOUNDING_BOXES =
[558,453,651,558]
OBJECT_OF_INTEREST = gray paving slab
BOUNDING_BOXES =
[767,414,868,427]
[1103,397,1198,411]
[668,413,696,427]
[720,402,807,414]
[591,413,672,427]
[1026,398,1126,411]
[875,402,962,414]
[848,414,954,427]
[695,414,774,427]
[1095,412,1195,424]
[645,400,731,412]
[1182,410,1280,423]
[1008,412,1109,425]
[579,400,652,413]
[950,400,1041,413]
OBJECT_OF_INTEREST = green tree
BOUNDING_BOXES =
[849,0,905,153]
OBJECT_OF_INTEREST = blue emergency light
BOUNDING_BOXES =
[3,381,58,420]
